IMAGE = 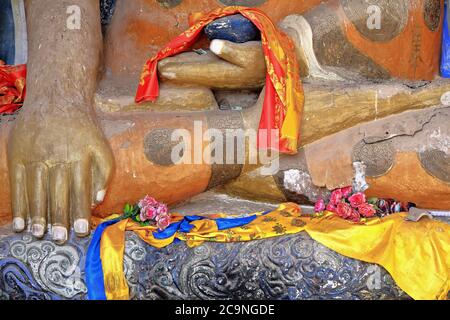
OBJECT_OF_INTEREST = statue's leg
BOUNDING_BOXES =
[7,0,113,244]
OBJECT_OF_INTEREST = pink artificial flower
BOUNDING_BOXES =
[138,195,158,210]
[348,192,367,208]
[156,214,171,231]
[340,186,353,198]
[358,203,376,218]
[314,199,326,213]
[140,205,157,222]
[326,204,336,213]
[336,202,352,219]
[330,189,343,206]
[156,203,168,216]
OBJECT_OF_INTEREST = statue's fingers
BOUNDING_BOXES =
[210,39,265,68]
[71,158,92,237]
[26,162,48,238]
[90,143,114,207]
[10,163,28,232]
[49,164,70,244]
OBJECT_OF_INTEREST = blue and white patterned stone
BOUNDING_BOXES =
[205,14,260,43]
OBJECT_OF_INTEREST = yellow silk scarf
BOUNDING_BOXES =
[99,204,450,300]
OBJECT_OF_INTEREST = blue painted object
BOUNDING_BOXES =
[0,0,15,64]
[441,3,450,77]
[0,0,27,65]
[204,14,260,43]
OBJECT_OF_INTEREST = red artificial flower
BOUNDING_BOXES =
[348,208,361,222]
[326,204,336,213]
[314,199,326,213]
[358,203,376,218]
[348,192,366,208]
[330,189,343,206]
[335,202,353,219]
[340,186,353,198]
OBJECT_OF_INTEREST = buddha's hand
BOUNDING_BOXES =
[158,39,267,90]
[7,106,114,244]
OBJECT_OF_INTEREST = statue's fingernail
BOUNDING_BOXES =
[52,226,68,243]
[31,224,45,238]
[74,219,89,235]
[13,217,25,232]
[210,39,225,55]
[96,189,106,203]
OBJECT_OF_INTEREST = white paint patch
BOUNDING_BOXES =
[282,169,330,202]
[96,189,106,203]
[429,128,450,154]
[284,169,308,194]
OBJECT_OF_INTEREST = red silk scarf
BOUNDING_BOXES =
[135,6,304,154]
[0,60,26,114]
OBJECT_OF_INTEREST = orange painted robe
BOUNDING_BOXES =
[0,60,26,114]
[135,6,303,154]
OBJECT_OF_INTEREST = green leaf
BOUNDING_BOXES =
[124,203,132,214]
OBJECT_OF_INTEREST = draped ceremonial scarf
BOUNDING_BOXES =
[0,60,26,114]
[86,204,450,301]
[135,6,303,154]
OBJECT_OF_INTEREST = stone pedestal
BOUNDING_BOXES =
[0,227,410,300]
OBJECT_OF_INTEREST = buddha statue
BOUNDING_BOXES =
[0,0,449,245]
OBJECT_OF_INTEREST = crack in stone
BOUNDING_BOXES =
[362,106,450,145]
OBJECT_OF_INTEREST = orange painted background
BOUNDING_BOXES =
[103,0,324,77]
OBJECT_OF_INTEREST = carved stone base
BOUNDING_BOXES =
[0,226,412,300]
